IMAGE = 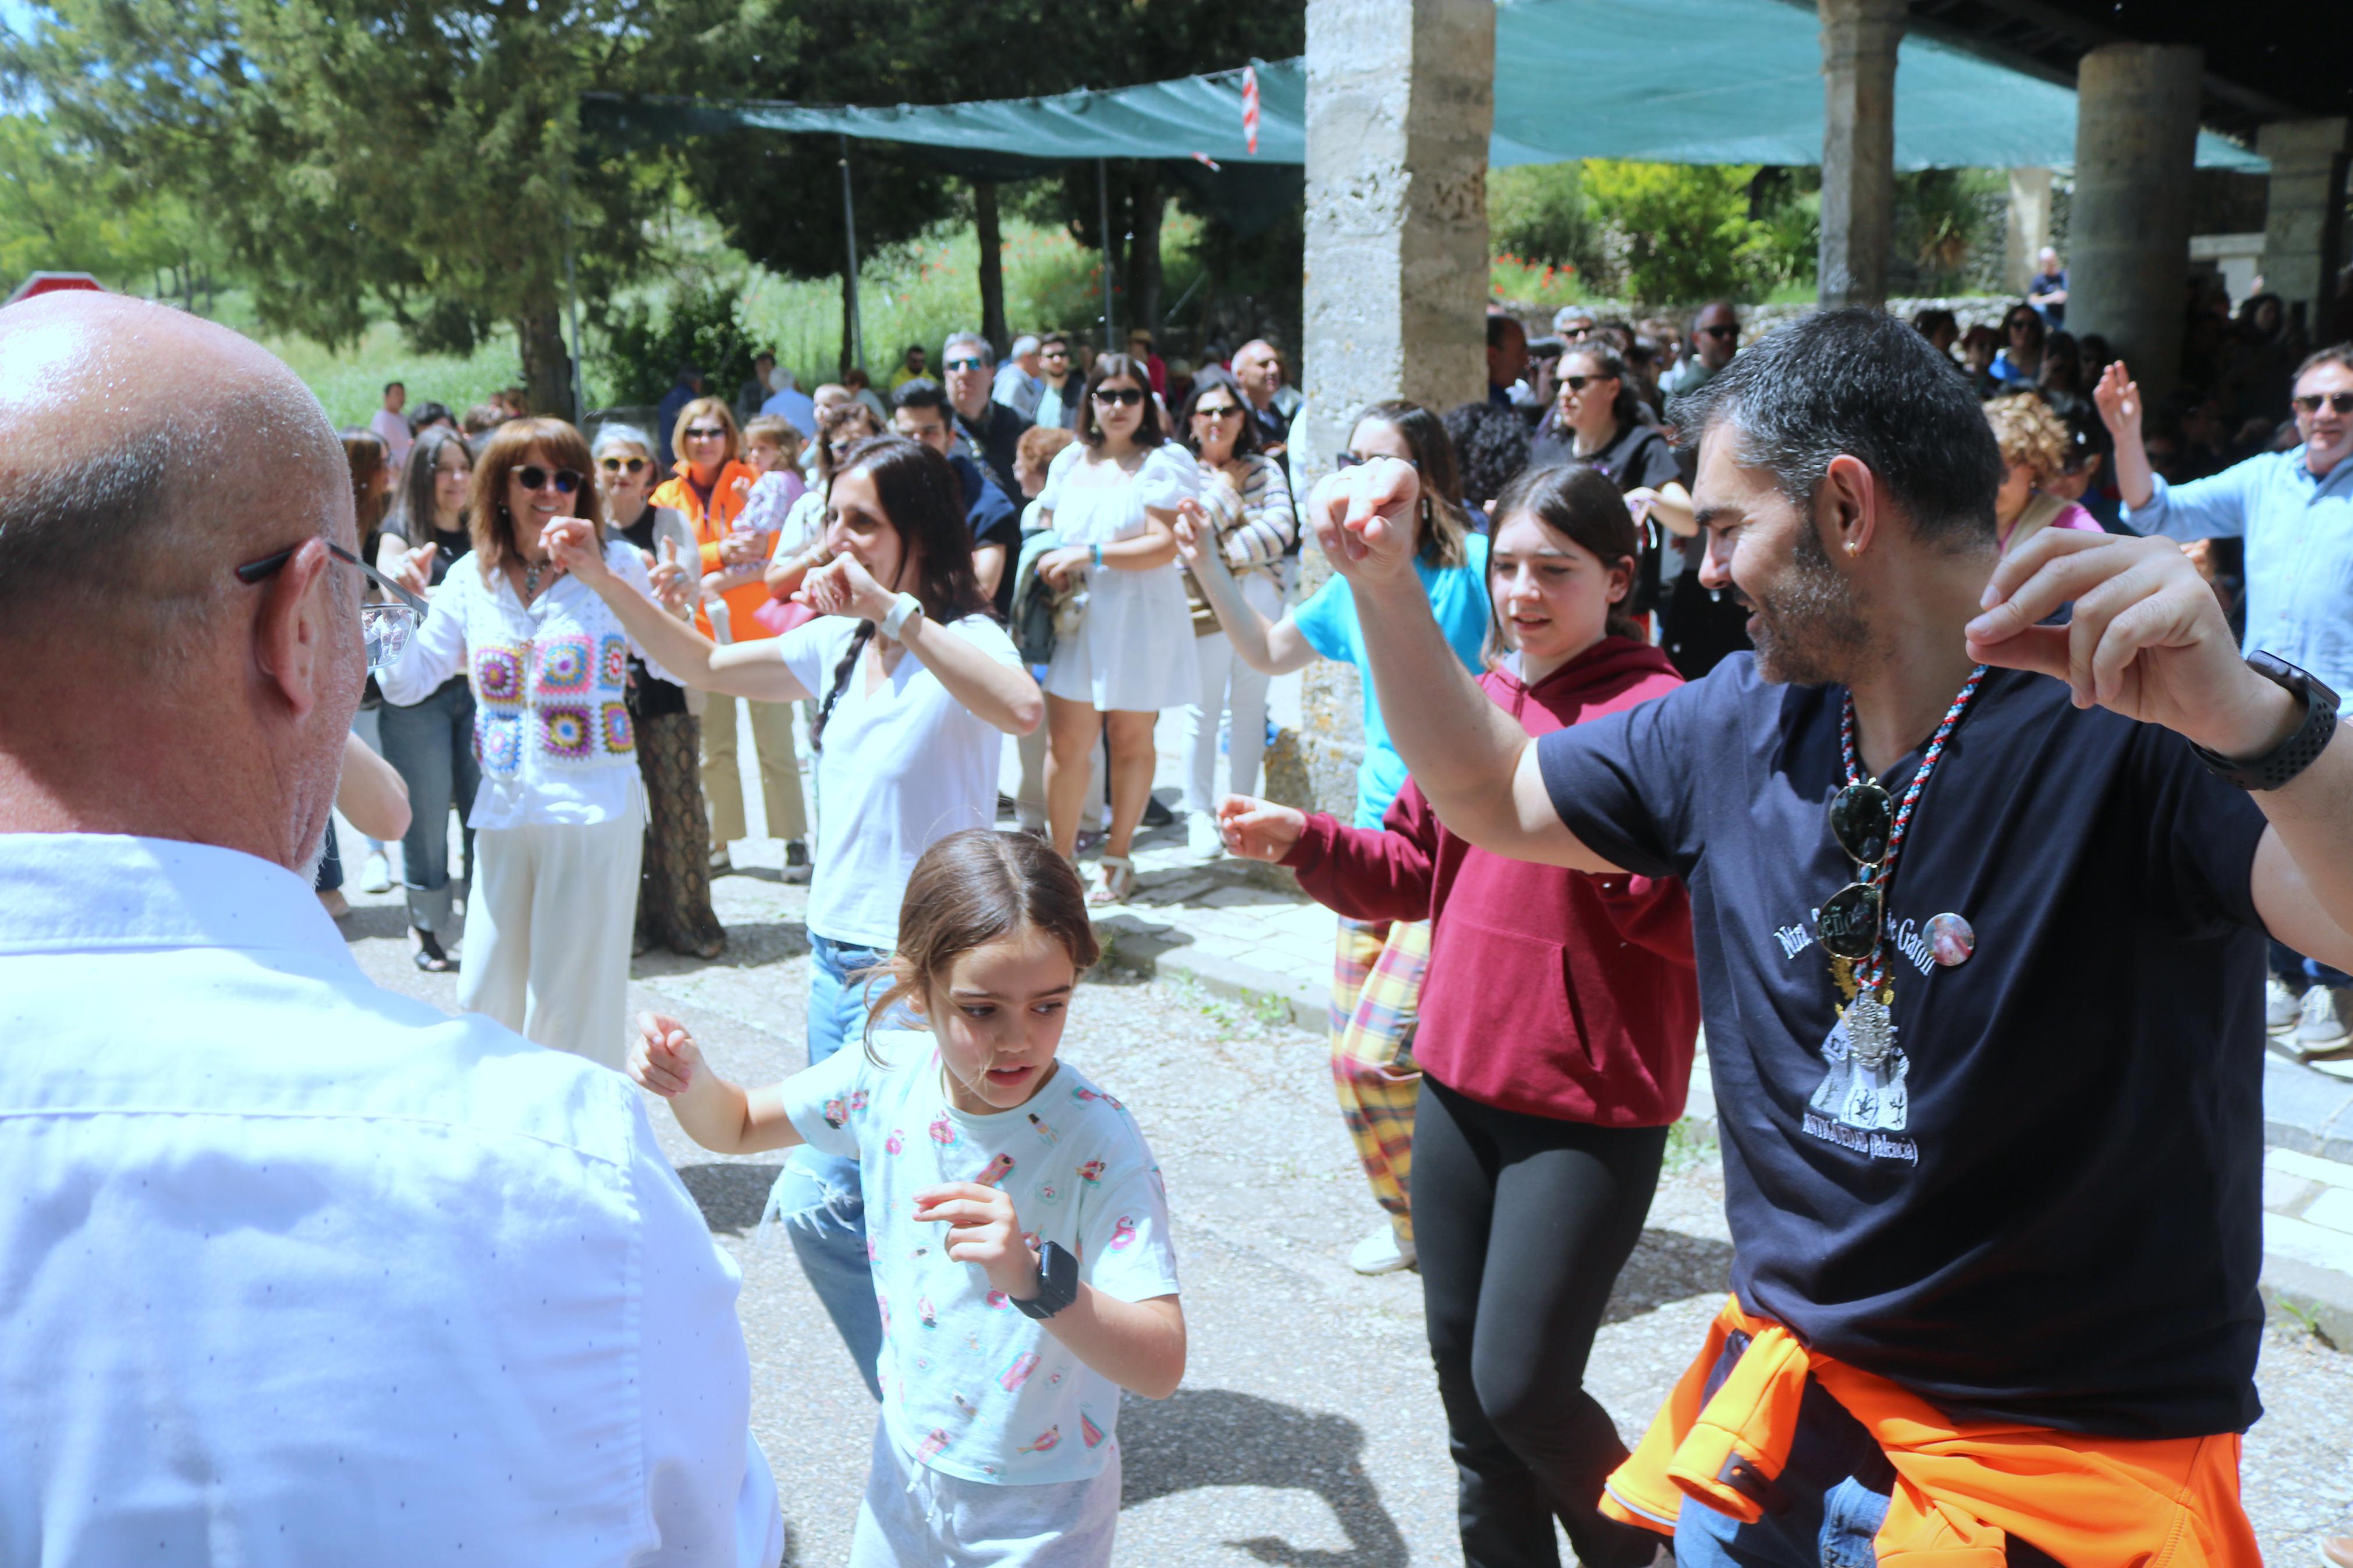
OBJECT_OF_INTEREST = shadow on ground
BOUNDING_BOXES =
[1119,1388,1408,1567]
[633,920,811,978]
[1604,1227,1736,1324]
[679,1162,785,1236]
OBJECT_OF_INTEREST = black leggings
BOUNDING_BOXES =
[1415,1075,1669,1568]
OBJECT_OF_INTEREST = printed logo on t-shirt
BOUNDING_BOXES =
[1784,901,1928,1165]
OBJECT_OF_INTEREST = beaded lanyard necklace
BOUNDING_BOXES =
[1829,664,1989,1066]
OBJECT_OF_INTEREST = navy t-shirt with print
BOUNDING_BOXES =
[1536,655,2272,1438]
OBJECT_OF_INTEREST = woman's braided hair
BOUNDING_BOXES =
[807,435,993,753]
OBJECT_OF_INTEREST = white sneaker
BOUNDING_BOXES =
[2267,976,2306,1035]
[359,851,393,895]
[2295,985,2353,1057]
[1187,811,1225,861]
[1347,1224,1416,1275]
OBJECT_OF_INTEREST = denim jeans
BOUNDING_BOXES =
[768,931,889,1400]
[1673,1334,2064,1568]
[377,678,480,934]
[2272,938,2353,991]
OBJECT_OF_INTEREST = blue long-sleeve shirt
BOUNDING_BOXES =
[2126,447,2353,694]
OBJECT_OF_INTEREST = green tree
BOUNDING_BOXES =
[3,0,660,414]
[0,113,211,296]
[1581,160,1769,305]
[1489,161,1598,273]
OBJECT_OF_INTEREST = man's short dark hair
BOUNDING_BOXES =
[384,380,404,395]
[892,378,951,417]
[754,350,775,365]
[1676,309,2001,548]
[1486,315,1525,350]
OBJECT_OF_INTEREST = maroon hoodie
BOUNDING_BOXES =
[1281,636,1698,1126]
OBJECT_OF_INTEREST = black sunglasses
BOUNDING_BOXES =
[516,465,583,493]
[235,538,428,614]
[599,456,649,475]
[682,426,727,442]
[1816,784,1896,961]
[2294,392,2353,415]
[944,357,986,372]
[1092,386,1145,407]
[1192,402,1243,419]
[1700,324,1740,340]
[1561,374,1612,392]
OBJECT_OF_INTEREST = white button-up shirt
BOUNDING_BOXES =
[0,833,783,1566]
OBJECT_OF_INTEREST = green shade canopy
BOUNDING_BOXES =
[581,0,2263,184]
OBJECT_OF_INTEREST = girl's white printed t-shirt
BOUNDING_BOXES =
[780,1032,1179,1486]
[775,613,1023,950]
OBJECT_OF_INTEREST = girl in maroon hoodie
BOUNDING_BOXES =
[1219,463,1699,1568]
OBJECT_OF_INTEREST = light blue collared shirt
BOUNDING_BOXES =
[0,833,783,1566]
[2127,447,2353,694]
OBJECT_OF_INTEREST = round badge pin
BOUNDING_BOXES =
[1926,912,1975,968]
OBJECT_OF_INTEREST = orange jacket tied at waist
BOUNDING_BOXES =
[1599,1297,2258,1567]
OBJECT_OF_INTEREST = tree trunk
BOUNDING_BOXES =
[840,261,858,378]
[974,179,1008,351]
[1128,167,1164,337]
[514,301,573,419]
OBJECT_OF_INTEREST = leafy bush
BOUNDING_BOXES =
[1580,161,1769,306]
[1489,162,1598,273]
[598,279,761,408]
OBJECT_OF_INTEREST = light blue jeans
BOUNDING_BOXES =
[769,932,889,1400]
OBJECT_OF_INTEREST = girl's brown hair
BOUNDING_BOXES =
[1482,463,1644,666]
[339,428,391,541]
[1076,351,1166,449]
[815,400,886,483]
[1352,399,1471,570]
[861,829,1103,1060]
[468,418,605,571]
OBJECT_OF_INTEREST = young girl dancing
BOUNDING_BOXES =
[1219,463,1698,1568]
[548,435,1042,1399]
[631,829,1184,1567]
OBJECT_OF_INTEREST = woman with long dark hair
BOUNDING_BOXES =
[1177,397,1488,1278]
[1173,371,1296,858]
[1217,462,1695,1568]
[1031,351,1202,903]
[548,435,1044,1400]
[375,426,483,970]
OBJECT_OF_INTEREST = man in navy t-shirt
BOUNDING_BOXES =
[1300,310,2353,1563]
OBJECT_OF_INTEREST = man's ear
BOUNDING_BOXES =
[1820,454,1880,560]
[250,538,336,719]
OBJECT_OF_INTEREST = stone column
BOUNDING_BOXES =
[1816,0,1904,310]
[2066,44,2202,403]
[2003,168,2055,296]
[1278,0,1493,819]
[2256,118,2351,340]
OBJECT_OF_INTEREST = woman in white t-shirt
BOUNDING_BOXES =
[546,435,1042,1397]
[1031,352,1201,904]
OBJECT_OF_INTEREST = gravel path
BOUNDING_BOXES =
[337,844,2352,1566]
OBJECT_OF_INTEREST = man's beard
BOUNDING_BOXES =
[1739,522,1869,687]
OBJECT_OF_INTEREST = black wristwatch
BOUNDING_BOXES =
[2188,652,2340,791]
[1012,1240,1080,1321]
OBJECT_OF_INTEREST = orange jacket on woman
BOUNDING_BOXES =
[651,458,773,642]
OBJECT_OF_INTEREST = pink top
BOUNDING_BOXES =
[1997,496,2100,553]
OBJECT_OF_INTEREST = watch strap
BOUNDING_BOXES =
[2189,653,2340,791]
[1012,1239,1079,1320]
[881,591,924,641]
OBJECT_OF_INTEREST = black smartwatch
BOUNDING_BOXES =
[1012,1239,1080,1321]
[2188,652,2340,791]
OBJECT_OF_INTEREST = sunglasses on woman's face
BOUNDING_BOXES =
[1193,403,1243,420]
[599,456,649,475]
[1561,375,1610,392]
[683,425,727,442]
[1092,386,1145,407]
[2294,392,2353,415]
[514,465,583,494]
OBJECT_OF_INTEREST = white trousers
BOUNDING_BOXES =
[1180,571,1283,816]
[458,795,645,1070]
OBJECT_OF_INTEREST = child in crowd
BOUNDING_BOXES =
[740,414,808,521]
[632,829,1184,1567]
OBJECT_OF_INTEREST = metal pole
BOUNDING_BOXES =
[561,165,588,421]
[1096,157,1115,352]
[839,135,866,372]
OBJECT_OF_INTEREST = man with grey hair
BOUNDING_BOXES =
[0,291,782,1565]
[942,328,1030,500]
[993,332,1045,421]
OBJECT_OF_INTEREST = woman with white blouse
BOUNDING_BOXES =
[1031,351,1201,903]
[1173,371,1297,859]
[378,418,691,1069]
[547,434,1041,1396]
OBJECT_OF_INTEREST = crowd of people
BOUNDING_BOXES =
[5,273,2353,1568]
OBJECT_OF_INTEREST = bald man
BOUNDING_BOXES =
[0,293,782,1566]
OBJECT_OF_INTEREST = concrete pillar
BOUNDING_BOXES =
[2066,44,2202,402]
[2003,168,2055,297]
[2256,118,2351,341]
[1282,0,1493,819]
[1816,0,1903,310]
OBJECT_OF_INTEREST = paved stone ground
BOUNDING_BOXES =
[326,694,2353,1565]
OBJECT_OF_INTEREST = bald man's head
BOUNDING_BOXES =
[0,291,350,639]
